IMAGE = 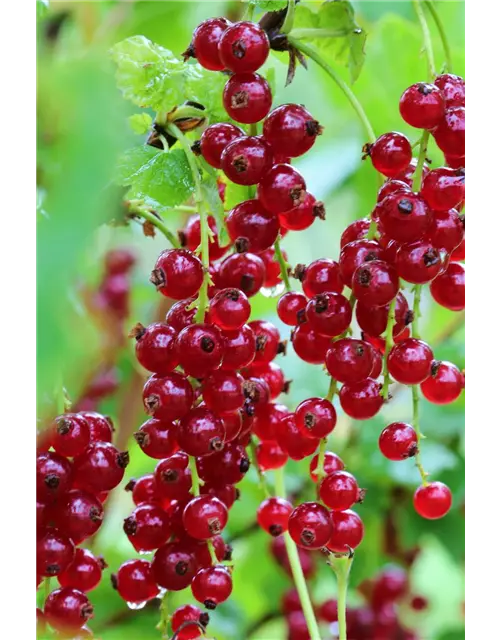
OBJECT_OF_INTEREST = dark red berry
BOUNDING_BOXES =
[182,214,229,261]
[218,21,269,73]
[432,107,465,157]
[132,322,179,375]
[177,407,225,457]
[191,566,233,609]
[288,502,333,549]
[420,360,463,404]
[166,298,197,332]
[256,439,288,470]
[318,599,338,623]
[220,325,256,370]
[183,496,228,540]
[252,402,289,441]
[171,604,209,640]
[339,239,385,287]
[218,252,265,297]
[410,595,429,611]
[275,414,320,461]
[325,338,375,384]
[371,566,409,607]
[279,192,324,231]
[379,422,418,461]
[155,453,192,500]
[291,322,332,364]
[393,158,430,185]
[247,361,285,399]
[199,123,244,169]
[208,289,250,332]
[143,372,194,421]
[366,132,412,177]
[352,260,400,308]
[37,452,73,503]
[319,471,359,511]
[309,452,344,482]
[413,481,452,519]
[200,483,238,509]
[355,291,410,337]
[223,72,272,124]
[377,180,411,204]
[340,218,371,247]
[128,474,161,506]
[281,589,302,615]
[198,443,250,485]
[339,379,383,420]
[54,490,103,544]
[202,370,244,415]
[429,262,465,311]
[249,319,281,364]
[263,104,322,158]
[58,548,104,592]
[421,167,465,211]
[297,258,343,296]
[44,587,93,633]
[277,291,307,325]
[378,192,431,243]
[73,442,128,493]
[257,164,307,215]
[221,136,273,186]
[80,411,114,443]
[305,292,352,337]
[151,249,203,300]
[226,199,279,252]
[399,83,445,129]
[427,208,464,253]
[114,559,159,603]
[124,503,170,552]
[153,541,198,591]
[50,414,90,458]
[395,241,442,284]
[190,18,231,71]
[37,530,75,577]
[134,417,178,459]
[104,248,135,275]
[295,397,337,439]
[176,324,225,378]
[451,238,465,262]
[434,74,465,108]
[257,497,293,537]
[327,509,364,552]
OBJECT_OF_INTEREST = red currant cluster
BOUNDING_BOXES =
[93,248,136,322]
[37,411,127,637]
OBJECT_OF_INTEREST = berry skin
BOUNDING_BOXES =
[226,199,279,252]
[295,397,337,439]
[377,179,411,204]
[379,422,418,461]
[421,167,465,211]
[340,218,371,247]
[277,291,307,326]
[181,214,229,261]
[199,123,244,169]
[257,164,307,215]
[288,502,333,549]
[352,260,400,308]
[143,372,194,422]
[200,483,238,509]
[355,291,410,338]
[413,481,452,519]
[155,453,192,500]
[378,192,431,243]
[50,413,90,458]
[171,604,209,640]
[127,474,161,506]
[339,379,383,420]
[430,262,465,311]
[309,451,344,482]
[388,339,433,386]
[183,496,228,540]
[151,249,204,300]
[166,299,197,332]
[124,503,170,552]
[339,239,386,287]
[153,542,199,591]
[36,452,73,503]
[73,442,129,493]
[114,559,159,603]
[134,417,178,459]
[257,497,293,536]
[279,192,324,231]
[223,72,272,124]
[132,322,179,375]
[176,324,225,378]
[247,361,285,399]
[325,338,375,384]
[428,209,464,253]
[219,325,256,370]
[263,104,322,158]
[420,360,463,404]
[305,292,352,337]
[104,248,135,274]
[451,238,465,262]
[371,566,409,607]
[44,587,93,633]
[296,258,343,296]
[80,411,114,443]
[394,157,430,185]
[319,471,359,511]
[366,132,412,177]
[221,136,273,186]
[37,530,75,577]
[432,107,465,157]
[258,246,286,287]
[327,510,364,553]
[218,252,265,297]
[399,83,445,129]
[434,74,465,108]
[177,407,225,457]
[190,18,231,71]
[256,439,288,470]
[275,414,319,461]
[198,443,250,485]
[54,490,104,544]
[192,566,233,609]
[58,548,105,593]
[218,21,269,73]
[395,241,442,284]
[291,322,332,365]
[252,402,289,441]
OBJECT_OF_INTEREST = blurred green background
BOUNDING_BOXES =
[37,1,464,639]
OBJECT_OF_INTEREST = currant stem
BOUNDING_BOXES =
[249,436,271,498]
[328,554,353,640]
[412,0,437,79]
[43,577,51,601]
[412,130,430,192]
[423,0,453,73]
[273,238,292,292]
[127,200,181,248]
[158,590,169,639]
[207,538,219,566]
[315,437,328,481]
[381,296,397,400]
[281,0,296,36]
[412,385,428,485]
[189,456,203,496]
[412,285,423,339]
[326,377,337,402]
[274,467,322,640]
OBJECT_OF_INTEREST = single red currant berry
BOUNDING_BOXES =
[339,379,383,420]
[44,587,93,633]
[256,439,288,470]
[413,481,452,519]
[318,599,338,623]
[288,502,333,549]
[340,218,371,247]
[176,324,225,378]
[365,132,412,177]
[204,372,245,416]
[221,136,273,186]
[387,338,433,384]
[291,322,332,365]
[305,292,352,337]
[200,483,238,509]
[219,325,256,370]
[143,372,194,421]
[319,471,359,511]
[153,541,199,591]
[252,402,289,441]
[226,199,280,252]
[421,167,465,211]
[171,604,210,640]
[104,248,135,275]
[257,164,307,215]
[378,192,431,242]
[37,530,75,577]
[199,123,244,169]
[275,414,320,461]
[177,407,225,457]
[379,422,418,461]
[277,291,307,326]
[427,209,464,253]
[309,452,344,482]
[325,338,375,384]
[183,496,229,540]
[132,322,179,375]
[248,319,281,365]
[218,252,266,297]
[166,298,197,332]
[327,510,364,552]
[339,239,386,287]
[73,442,129,493]
[54,490,104,544]
[151,249,203,300]
[181,214,229,261]
[257,497,293,536]
[371,566,409,607]
[295,258,343,296]
[279,192,325,231]
[355,291,410,338]
[451,238,465,262]
[246,361,285,399]
[352,260,400,308]
[198,443,250,485]
[223,72,272,124]
[281,589,302,615]
[134,417,178,460]
[58,548,105,593]
[155,453,192,500]
[50,413,90,458]
[114,559,159,603]
[432,107,465,157]
[396,241,442,284]
[188,18,231,71]
[79,411,114,443]
[37,452,73,503]
[126,474,161,506]
[429,262,465,311]
[434,73,465,108]
[192,566,233,609]
[399,83,445,129]
[263,104,323,158]
[377,179,411,204]
[124,503,171,552]
[242,376,271,415]
[295,397,337,439]
[420,360,463,404]
[209,289,250,333]
[218,21,269,73]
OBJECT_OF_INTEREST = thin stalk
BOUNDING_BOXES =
[189,456,203,496]
[127,200,180,248]
[381,297,397,400]
[412,0,436,78]
[412,285,423,339]
[281,0,296,35]
[412,130,430,192]
[249,436,271,498]
[274,238,291,291]
[328,554,353,640]
[207,539,219,566]
[315,437,328,482]
[424,0,453,73]
[367,217,378,240]
[288,27,349,39]
[158,591,169,639]
[412,385,428,485]
[244,1,255,22]
[326,377,337,402]
[43,577,51,601]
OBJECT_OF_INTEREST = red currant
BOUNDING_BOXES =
[133,322,179,375]
[395,241,442,284]
[219,325,256,370]
[202,370,244,415]
[190,18,231,71]
[226,199,280,251]
[218,252,265,297]
[124,503,170,552]
[155,453,192,500]
[37,530,75,577]
[252,402,289,441]
[37,452,73,503]
[257,164,307,215]
[413,481,452,519]
[50,414,90,458]
[352,260,400,308]
[257,497,293,536]
[275,414,319,461]
[366,132,412,177]
[44,587,93,633]
[325,338,375,384]
[378,192,431,243]
[151,249,203,300]
[309,451,344,482]
[134,417,178,460]
[114,559,159,603]
[319,471,359,511]
[58,548,105,593]
[340,218,371,247]
[199,123,244,169]
[263,104,322,158]
[429,262,465,311]
[183,496,228,540]
[295,397,337,439]
[198,443,250,485]
[143,372,194,421]
[54,490,104,544]
[153,541,199,591]
[288,502,333,549]
[177,407,225,457]
[192,566,233,609]
[171,604,209,640]
[399,83,445,129]
[305,292,352,337]
[221,136,273,185]
[434,74,465,108]
[432,107,465,157]
[218,21,269,73]
[223,72,272,124]
[420,360,463,404]
[339,239,385,287]
[291,322,332,364]
[327,509,364,552]
[379,422,418,460]
[421,167,465,211]
[256,439,288,470]
[73,442,129,493]
[277,291,307,325]
[355,291,410,337]
[339,378,383,420]
[176,324,225,378]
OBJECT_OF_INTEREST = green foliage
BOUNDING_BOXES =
[250,0,288,10]
[128,112,153,134]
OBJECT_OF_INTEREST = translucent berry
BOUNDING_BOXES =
[432,107,465,157]
[325,338,375,384]
[291,322,332,364]
[134,418,178,460]
[221,136,273,185]
[295,397,337,439]
[355,292,410,338]
[183,496,228,540]
[296,258,343,296]
[155,453,192,500]
[263,104,322,158]
[413,482,452,519]
[339,239,385,287]
[378,192,431,243]
[37,530,75,577]
[252,402,289,441]
[429,262,465,311]
[288,502,333,549]
[58,548,105,592]
[399,83,445,129]
[151,249,203,300]
[279,192,324,231]
[257,497,293,536]
[339,379,383,420]
[143,372,194,421]
[428,208,464,253]
[198,443,250,485]
[171,604,210,640]
[421,167,465,211]
[153,542,198,591]
[73,442,128,493]
[192,566,233,609]
[379,422,418,460]
[305,292,352,337]
[218,252,265,297]
[132,322,179,375]
[202,370,244,416]
[37,452,73,503]
[420,360,463,404]
[50,414,90,458]
[219,325,256,370]
[114,559,159,603]
[226,199,279,251]
[275,414,319,461]
[256,440,288,470]
[340,218,371,247]
[365,132,412,177]
[327,510,364,552]
[257,164,307,215]
[44,587,93,633]
[177,407,225,457]
[434,73,465,108]
[277,291,307,325]
[54,490,104,544]
[124,503,170,552]
[176,324,225,378]
[309,451,344,482]
[218,21,269,73]
[199,123,244,169]
[395,241,442,284]
[189,18,231,71]
[223,72,272,124]
[319,471,359,511]
[352,260,400,308]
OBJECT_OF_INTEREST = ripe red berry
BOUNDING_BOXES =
[297,258,343,297]
[413,481,452,519]
[104,248,135,275]
[281,589,302,615]
[327,510,364,552]
[190,18,231,71]
[219,325,256,370]
[151,249,203,300]
[420,360,463,404]
[37,452,73,503]
[181,215,228,263]
[226,199,279,252]
[326,338,375,384]
[171,604,209,640]
[124,503,170,552]
[79,411,114,443]
[257,164,307,215]
[37,530,75,577]
[200,483,238,509]
[277,291,307,325]
[155,453,192,500]
[434,73,465,108]
[432,107,465,157]
[127,474,161,506]
[221,136,273,185]
[451,238,465,262]
[377,180,411,204]
[427,209,464,253]
[275,414,319,461]
[50,413,90,458]
[132,322,179,375]
[305,292,352,338]
[73,442,128,493]
[192,566,233,609]
[394,158,430,185]
[198,443,250,485]
[355,291,410,338]
[247,361,285,399]
[395,241,442,284]
[114,559,159,603]
[54,490,104,544]
[44,587,93,633]
[256,439,288,470]
[263,104,322,158]
[218,252,265,297]
[339,378,383,420]
[421,167,465,211]
[247,319,280,365]
[352,260,400,308]
[387,338,433,385]
[371,566,409,607]
[339,239,385,287]
[143,372,194,421]
[176,324,225,378]
[177,407,225,457]
[201,371,244,416]
[218,21,269,72]
[288,502,333,549]
[366,132,412,177]
[257,497,293,536]
[379,422,418,460]
[319,471,359,511]
[223,72,272,123]
[378,192,431,242]
[340,218,371,247]
[183,496,228,540]
[309,452,344,482]
[399,83,445,129]
[295,397,337,439]
[199,123,244,169]
[429,262,465,311]
[58,548,105,592]
[252,402,289,441]
[153,541,199,591]
[134,417,178,460]
[279,192,324,231]
[291,322,332,364]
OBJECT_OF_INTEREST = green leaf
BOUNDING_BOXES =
[37,0,49,19]
[201,175,229,246]
[220,176,252,211]
[128,112,153,134]
[266,66,277,96]
[250,0,288,10]
[114,145,159,185]
[185,67,230,124]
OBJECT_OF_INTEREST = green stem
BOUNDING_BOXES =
[244,1,255,21]
[274,238,291,291]
[329,554,353,640]
[158,591,169,639]
[412,285,423,339]
[43,577,51,601]
[288,27,349,39]
[381,297,397,400]
[412,130,430,192]
[189,456,203,496]
[412,385,428,485]
[315,437,328,481]
[367,217,378,240]
[207,539,219,566]
[250,436,271,498]
[424,0,453,73]
[281,0,296,35]
[326,377,337,402]
[127,200,180,248]
[412,0,436,78]
[275,468,322,640]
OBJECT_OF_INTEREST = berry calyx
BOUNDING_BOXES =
[221,136,273,186]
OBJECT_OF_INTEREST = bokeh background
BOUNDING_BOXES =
[37,1,465,638]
